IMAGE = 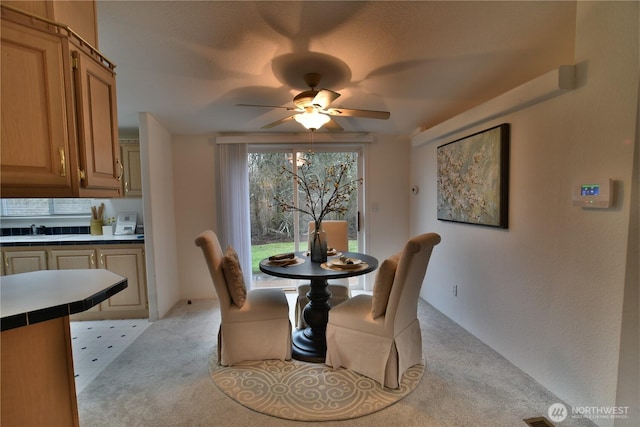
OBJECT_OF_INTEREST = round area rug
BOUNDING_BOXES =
[208,351,424,421]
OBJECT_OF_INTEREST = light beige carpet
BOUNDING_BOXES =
[78,300,597,427]
[209,352,424,422]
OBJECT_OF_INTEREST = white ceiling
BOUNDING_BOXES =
[96,1,576,136]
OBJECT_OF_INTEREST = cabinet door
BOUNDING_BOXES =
[3,250,47,275]
[98,248,147,312]
[48,248,97,270]
[49,0,98,47]
[0,19,76,197]
[1,1,51,19]
[72,49,121,197]
[121,143,142,197]
[2,1,98,47]
[49,248,100,315]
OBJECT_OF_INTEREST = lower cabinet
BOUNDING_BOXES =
[3,249,48,275]
[48,248,98,270]
[47,248,101,315]
[94,247,147,316]
[2,244,148,320]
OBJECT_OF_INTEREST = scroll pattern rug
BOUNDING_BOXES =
[208,351,424,421]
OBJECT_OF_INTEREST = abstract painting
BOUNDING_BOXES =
[437,124,509,228]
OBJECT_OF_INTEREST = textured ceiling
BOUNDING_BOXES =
[96,1,576,136]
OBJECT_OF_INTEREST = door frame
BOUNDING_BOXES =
[249,143,367,289]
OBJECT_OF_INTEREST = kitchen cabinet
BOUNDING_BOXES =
[3,249,48,275]
[0,5,121,198]
[0,17,76,196]
[120,140,143,197]
[1,0,98,46]
[2,316,80,427]
[48,248,101,314]
[98,247,147,315]
[1,270,126,427]
[73,47,121,196]
[48,248,97,270]
[48,245,148,320]
[2,243,148,319]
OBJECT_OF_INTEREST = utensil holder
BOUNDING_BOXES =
[90,219,103,235]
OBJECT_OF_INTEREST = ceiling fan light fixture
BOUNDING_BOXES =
[294,109,331,130]
[238,72,390,130]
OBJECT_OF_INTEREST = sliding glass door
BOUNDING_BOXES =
[249,147,363,289]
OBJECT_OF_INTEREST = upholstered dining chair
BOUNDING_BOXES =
[195,230,292,366]
[325,232,441,388]
[295,220,351,329]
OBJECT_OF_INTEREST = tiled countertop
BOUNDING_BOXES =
[1,269,128,331]
[0,234,145,247]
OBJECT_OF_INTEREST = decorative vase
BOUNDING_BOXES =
[309,226,328,263]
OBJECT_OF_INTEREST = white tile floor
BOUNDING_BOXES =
[70,318,150,394]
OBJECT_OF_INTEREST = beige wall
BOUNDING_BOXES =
[139,113,181,321]
[142,2,637,420]
[365,134,412,281]
[173,135,218,300]
[171,134,411,298]
[410,2,638,423]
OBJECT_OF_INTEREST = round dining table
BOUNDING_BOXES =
[259,251,378,362]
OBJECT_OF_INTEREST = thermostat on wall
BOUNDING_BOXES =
[572,179,613,208]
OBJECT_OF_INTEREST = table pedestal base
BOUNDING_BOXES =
[292,277,331,362]
[292,329,326,362]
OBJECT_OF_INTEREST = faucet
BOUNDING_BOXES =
[30,224,45,235]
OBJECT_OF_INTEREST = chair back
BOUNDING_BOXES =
[384,233,441,332]
[195,230,232,310]
[309,220,349,252]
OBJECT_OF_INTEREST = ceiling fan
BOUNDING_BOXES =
[238,73,390,131]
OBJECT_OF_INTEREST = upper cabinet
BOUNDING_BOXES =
[1,18,75,195]
[120,140,143,198]
[72,48,121,195]
[0,3,122,198]
[1,0,98,46]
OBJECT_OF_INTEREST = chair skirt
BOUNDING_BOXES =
[325,294,423,389]
[218,288,292,366]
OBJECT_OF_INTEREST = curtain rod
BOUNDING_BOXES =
[216,132,373,144]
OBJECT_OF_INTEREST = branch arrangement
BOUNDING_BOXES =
[275,154,361,228]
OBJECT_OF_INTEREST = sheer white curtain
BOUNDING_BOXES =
[217,143,253,288]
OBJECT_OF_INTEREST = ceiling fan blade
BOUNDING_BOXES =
[312,89,340,109]
[261,115,296,129]
[325,107,390,120]
[237,103,297,111]
[324,117,344,132]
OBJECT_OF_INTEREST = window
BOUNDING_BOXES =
[1,199,93,217]
[249,147,363,289]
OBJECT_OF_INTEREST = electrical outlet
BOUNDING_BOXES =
[453,285,458,297]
